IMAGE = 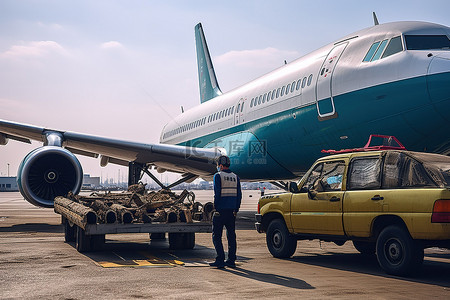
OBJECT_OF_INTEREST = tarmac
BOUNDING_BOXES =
[1,190,450,299]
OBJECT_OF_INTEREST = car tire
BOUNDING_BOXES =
[266,219,297,258]
[353,240,376,255]
[376,225,424,276]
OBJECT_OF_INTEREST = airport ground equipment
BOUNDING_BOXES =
[54,184,213,252]
[255,136,450,276]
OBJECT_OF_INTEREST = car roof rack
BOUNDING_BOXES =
[322,134,406,154]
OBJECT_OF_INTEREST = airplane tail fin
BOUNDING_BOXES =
[195,23,222,103]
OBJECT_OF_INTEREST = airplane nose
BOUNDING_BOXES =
[427,53,450,103]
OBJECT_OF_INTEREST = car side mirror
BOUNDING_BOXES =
[288,182,300,193]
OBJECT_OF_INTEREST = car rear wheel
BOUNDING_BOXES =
[376,225,424,276]
[266,219,297,258]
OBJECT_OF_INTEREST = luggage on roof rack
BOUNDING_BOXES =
[322,134,406,154]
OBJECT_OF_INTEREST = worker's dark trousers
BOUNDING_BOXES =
[212,210,237,263]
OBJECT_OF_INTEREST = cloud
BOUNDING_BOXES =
[213,47,301,91]
[100,41,124,50]
[0,41,67,59]
[215,47,300,68]
[37,22,64,31]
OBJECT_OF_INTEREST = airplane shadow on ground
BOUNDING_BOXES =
[286,251,450,288]
[223,266,315,290]
[0,223,62,233]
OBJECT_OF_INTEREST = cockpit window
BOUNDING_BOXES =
[363,41,380,62]
[363,36,405,62]
[382,36,403,58]
[371,39,388,61]
[405,35,450,50]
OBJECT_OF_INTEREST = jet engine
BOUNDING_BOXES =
[17,146,83,208]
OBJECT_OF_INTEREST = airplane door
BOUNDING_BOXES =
[315,43,348,120]
[234,98,245,125]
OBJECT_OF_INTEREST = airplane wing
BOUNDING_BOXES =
[0,119,221,175]
[0,119,223,207]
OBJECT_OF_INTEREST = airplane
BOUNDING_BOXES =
[1,16,450,208]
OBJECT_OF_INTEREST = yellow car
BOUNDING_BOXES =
[256,149,450,276]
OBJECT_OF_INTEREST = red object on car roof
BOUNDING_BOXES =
[322,134,406,154]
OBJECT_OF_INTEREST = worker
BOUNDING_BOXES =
[209,155,242,268]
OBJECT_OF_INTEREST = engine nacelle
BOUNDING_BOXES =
[17,146,83,208]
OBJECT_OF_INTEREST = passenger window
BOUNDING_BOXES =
[281,86,285,96]
[303,161,345,192]
[302,77,307,88]
[272,89,276,99]
[262,94,266,103]
[320,162,345,191]
[286,84,291,95]
[267,91,271,101]
[363,41,381,62]
[304,164,323,191]
[236,104,240,113]
[371,39,388,61]
[382,152,435,188]
[258,95,262,105]
[296,79,301,90]
[291,81,295,93]
[231,106,234,114]
[382,36,403,58]
[276,88,280,98]
[250,98,254,108]
[348,157,381,190]
[307,74,313,86]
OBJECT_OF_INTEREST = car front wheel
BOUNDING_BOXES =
[266,219,297,258]
[376,225,424,276]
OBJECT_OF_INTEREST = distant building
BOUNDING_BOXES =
[82,174,101,190]
[0,177,18,192]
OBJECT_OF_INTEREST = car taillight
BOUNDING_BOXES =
[257,202,260,214]
[432,200,450,223]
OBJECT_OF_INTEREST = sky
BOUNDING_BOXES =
[0,0,449,183]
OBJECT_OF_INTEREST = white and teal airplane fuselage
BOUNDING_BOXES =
[2,19,450,207]
[160,21,450,181]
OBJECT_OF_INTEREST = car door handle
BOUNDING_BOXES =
[329,196,340,202]
[371,195,384,201]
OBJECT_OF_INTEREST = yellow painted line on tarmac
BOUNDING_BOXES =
[139,251,185,266]
[93,251,214,268]
[97,259,173,268]
[95,252,187,268]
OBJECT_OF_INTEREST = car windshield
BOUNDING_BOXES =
[407,152,450,187]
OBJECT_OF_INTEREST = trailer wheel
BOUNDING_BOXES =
[75,226,92,252]
[63,217,76,243]
[184,233,195,249]
[150,233,166,240]
[91,235,105,251]
[376,225,424,276]
[266,219,297,258]
[169,233,195,250]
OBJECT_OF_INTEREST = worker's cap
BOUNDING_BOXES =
[216,155,231,167]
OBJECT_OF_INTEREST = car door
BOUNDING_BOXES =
[291,160,346,235]
[342,155,385,237]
